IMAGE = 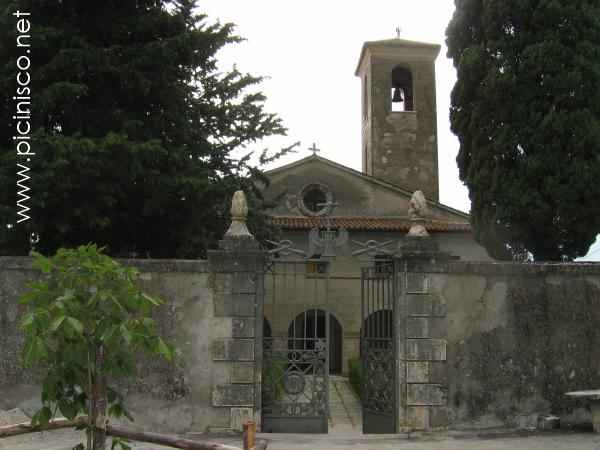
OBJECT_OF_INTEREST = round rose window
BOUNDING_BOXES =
[298,184,333,216]
[303,187,327,213]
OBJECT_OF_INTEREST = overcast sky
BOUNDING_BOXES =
[200,0,600,260]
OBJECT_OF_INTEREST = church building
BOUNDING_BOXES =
[260,37,491,379]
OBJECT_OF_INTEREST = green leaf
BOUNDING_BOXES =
[21,313,35,331]
[24,336,48,365]
[32,252,53,273]
[42,373,61,401]
[141,317,154,329]
[156,338,173,362]
[110,295,126,312]
[31,406,52,427]
[141,292,161,306]
[120,324,132,345]
[111,437,132,450]
[58,399,79,420]
[101,325,119,344]
[66,317,84,335]
[56,289,75,302]
[50,316,66,332]
[108,402,125,418]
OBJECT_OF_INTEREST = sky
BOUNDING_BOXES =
[199,0,600,260]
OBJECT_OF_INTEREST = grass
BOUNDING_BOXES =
[348,357,363,400]
[263,355,287,400]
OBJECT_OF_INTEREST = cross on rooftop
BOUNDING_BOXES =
[308,142,320,155]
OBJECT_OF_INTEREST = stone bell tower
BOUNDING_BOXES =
[356,38,441,201]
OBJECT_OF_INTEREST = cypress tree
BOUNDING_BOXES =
[447,0,600,260]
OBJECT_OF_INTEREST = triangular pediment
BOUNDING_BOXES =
[264,155,469,224]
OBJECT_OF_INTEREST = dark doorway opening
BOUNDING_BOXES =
[362,309,393,339]
[288,309,343,374]
[264,317,272,339]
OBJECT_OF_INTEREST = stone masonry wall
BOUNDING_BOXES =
[208,245,264,432]
[369,57,439,201]
[401,270,449,430]
[411,261,600,430]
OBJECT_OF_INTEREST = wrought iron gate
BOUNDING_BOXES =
[261,259,329,433]
[361,260,397,433]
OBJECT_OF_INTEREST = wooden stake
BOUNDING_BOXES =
[0,417,86,438]
[242,421,255,450]
[107,424,242,450]
[0,418,243,450]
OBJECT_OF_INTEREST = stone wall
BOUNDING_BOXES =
[401,269,449,430]
[208,243,264,432]
[401,259,600,430]
[0,254,262,434]
[3,250,600,433]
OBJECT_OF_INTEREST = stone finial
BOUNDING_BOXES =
[225,190,253,238]
[407,190,429,237]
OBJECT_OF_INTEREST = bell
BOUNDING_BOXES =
[392,87,404,103]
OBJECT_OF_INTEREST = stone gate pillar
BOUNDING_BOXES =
[207,191,265,432]
[395,232,454,430]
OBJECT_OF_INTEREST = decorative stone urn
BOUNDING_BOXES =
[225,190,252,238]
[407,190,429,237]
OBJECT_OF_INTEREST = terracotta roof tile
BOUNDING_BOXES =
[270,216,471,232]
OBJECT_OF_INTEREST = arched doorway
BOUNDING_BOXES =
[288,309,343,374]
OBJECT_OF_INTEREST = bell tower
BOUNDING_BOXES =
[356,38,441,201]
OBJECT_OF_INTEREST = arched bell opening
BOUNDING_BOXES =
[391,66,413,112]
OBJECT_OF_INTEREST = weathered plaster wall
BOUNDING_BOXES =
[430,262,600,429]
[0,259,39,389]
[0,256,258,434]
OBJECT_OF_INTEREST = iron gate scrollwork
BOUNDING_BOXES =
[261,260,329,433]
[361,259,397,434]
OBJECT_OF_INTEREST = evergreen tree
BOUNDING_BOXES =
[0,0,289,257]
[446,0,600,260]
